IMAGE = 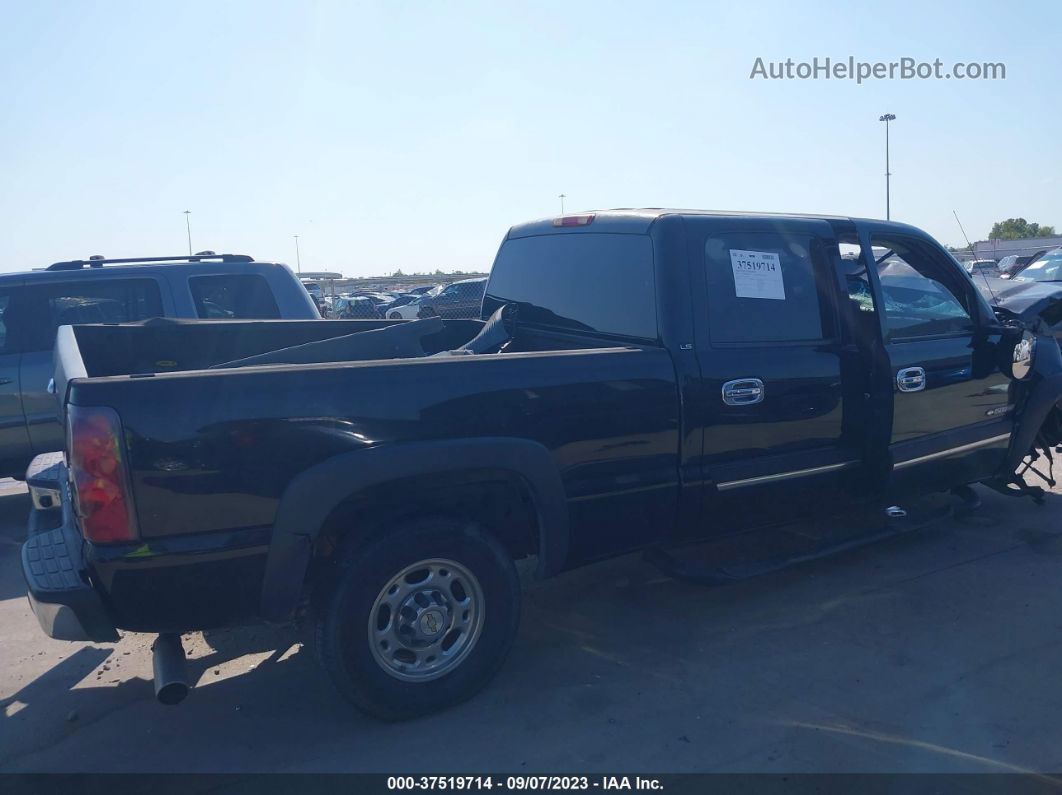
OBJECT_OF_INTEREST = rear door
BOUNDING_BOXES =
[688,217,872,532]
[862,228,1012,493]
[19,277,167,456]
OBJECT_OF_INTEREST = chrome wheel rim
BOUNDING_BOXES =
[368,558,485,682]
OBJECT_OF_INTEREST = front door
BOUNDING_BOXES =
[862,230,1012,494]
[689,218,871,534]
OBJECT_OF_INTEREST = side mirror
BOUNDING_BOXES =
[1011,330,1036,380]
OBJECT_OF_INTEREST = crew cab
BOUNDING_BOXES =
[21,211,1062,719]
[0,253,319,478]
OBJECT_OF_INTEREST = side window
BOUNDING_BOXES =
[22,279,164,352]
[189,275,280,319]
[704,232,833,344]
[872,236,974,341]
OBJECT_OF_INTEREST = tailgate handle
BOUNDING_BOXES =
[896,367,926,393]
[722,378,765,406]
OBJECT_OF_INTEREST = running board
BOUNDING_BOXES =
[646,501,952,586]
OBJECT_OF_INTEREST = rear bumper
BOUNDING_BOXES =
[21,453,119,643]
[22,521,119,643]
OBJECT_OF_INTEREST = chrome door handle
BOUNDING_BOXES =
[896,366,926,392]
[722,378,765,406]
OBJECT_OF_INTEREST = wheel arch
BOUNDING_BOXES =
[259,437,569,621]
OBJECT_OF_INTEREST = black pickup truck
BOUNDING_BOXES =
[21,210,1062,720]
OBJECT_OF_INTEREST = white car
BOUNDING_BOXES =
[386,287,442,319]
[965,259,1001,278]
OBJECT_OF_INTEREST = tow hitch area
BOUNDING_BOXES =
[152,633,190,705]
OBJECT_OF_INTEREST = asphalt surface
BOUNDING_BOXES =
[3,477,1062,773]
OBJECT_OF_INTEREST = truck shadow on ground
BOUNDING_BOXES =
[3,485,1062,772]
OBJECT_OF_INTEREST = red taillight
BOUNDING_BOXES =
[67,406,137,544]
[551,214,595,227]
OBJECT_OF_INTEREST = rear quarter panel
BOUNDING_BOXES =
[69,346,681,564]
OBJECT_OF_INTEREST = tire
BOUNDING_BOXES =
[313,516,521,720]
[389,312,400,319]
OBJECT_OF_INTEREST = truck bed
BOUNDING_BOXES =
[56,318,480,380]
[56,318,679,557]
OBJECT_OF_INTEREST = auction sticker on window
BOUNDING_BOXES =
[729,249,785,300]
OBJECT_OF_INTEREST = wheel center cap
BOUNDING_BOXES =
[419,609,445,637]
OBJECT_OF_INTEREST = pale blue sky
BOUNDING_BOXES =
[1,0,1058,276]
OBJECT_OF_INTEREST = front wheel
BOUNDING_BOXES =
[313,517,521,720]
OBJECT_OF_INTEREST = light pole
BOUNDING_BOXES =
[293,235,301,275]
[558,194,566,214]
[183,210,192,255]
[878,113,896,220]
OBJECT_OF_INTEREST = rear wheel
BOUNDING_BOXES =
[313,516,521,720]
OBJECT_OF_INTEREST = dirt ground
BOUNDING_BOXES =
[4,479,1062,773]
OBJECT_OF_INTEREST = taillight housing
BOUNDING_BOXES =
[67,405,138,544]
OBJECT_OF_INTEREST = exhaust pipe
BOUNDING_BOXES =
[152,633,190,705]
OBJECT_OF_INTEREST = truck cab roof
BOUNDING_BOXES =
[507,208,927,239]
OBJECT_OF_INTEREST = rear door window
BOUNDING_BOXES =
[189,274,280,319]
[484,234,657,339]
[22,279,164,352]
[703,232,834,343]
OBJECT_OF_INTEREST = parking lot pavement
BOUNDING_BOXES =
[3,481,1062,774]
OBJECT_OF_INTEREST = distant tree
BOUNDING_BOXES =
[989,218,1057,240]
[391,268,405,277]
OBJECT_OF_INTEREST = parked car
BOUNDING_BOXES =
[386,288,442,319]
[375,293,420,316]
[347,291,396,317]
[0,253,318,478]
[417,277,487,319]
[986,248,1062,344]
[1006,247,1062,282]
[332,295,379,319]
[999,250,1051,279]
[965,259,1001,278]
[22,211,1062,722]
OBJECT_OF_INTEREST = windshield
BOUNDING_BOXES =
[1016,251,1062,282]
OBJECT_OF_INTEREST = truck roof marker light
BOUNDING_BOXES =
[552,214,595,227]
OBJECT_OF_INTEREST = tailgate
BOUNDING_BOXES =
[51,325,87,416]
